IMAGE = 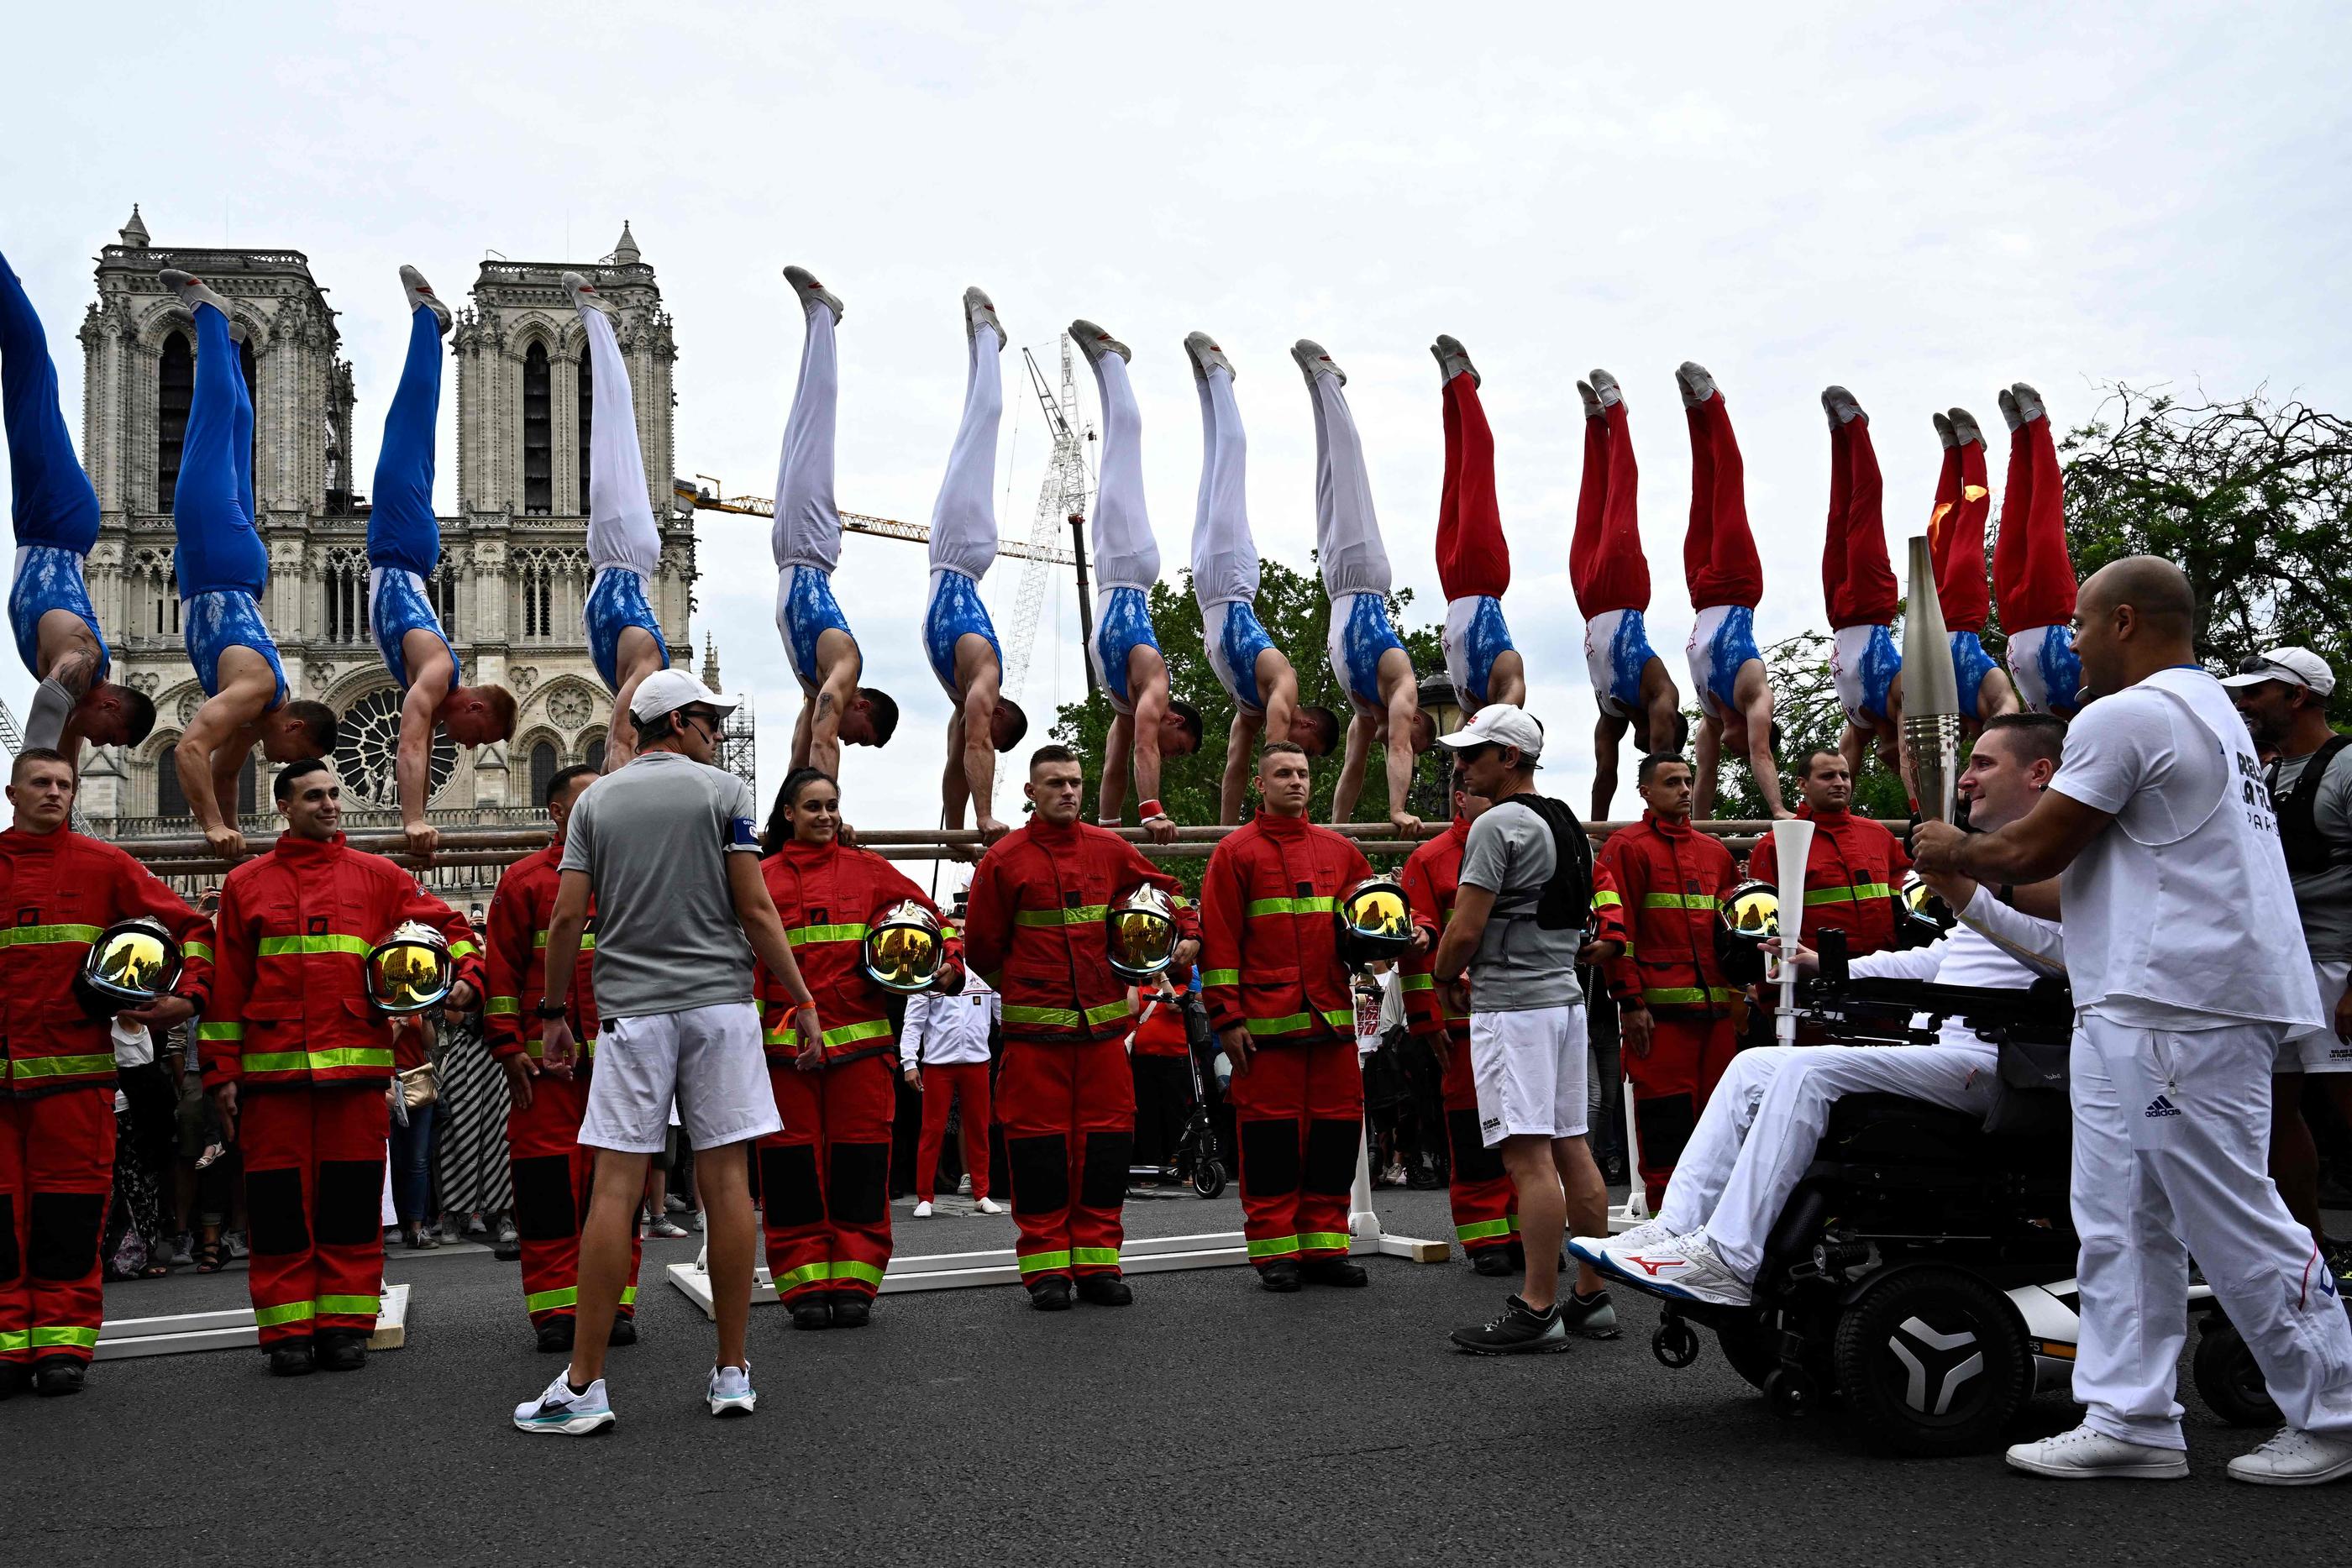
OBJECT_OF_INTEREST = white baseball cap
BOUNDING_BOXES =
[629,668,740,725]
[2220,647,2336,697]
[1435,702,1545,763]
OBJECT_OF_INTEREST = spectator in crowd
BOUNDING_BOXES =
[905,964,1001,1214]
[390,1017,440,1250]
[1126,969,1195,1180]
[105,1020,177,1279]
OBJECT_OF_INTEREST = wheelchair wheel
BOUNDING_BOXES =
[2193,1319,2281,1429]
[1652,1317,1700,1369]
[1833,1266,2029,1457]
[1192,1159,1227,1200]
[1716,1319,1781,1392]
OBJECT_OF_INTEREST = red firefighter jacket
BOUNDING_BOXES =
[1199,812,1372,1045]
[483,842,599,1064]
[1596,811,1740,1014]
[0,826,214,1096]
[201,833,482,1090]
[1742,805,1910,957]
[754,839,963,1064]
[965,815,1197,1046]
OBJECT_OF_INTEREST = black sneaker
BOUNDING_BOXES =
[31,1357,85,1397]
[831,1293,872,1328]
[1559,1287,1620,1340]
[1301,1257,1369,1288]
[1469,1249,1515,1278]
[1257,1259,1305,1293]
[1451,1295,1571,1355]
[790,1298,834,1330]
[316,1330,368,1372]
[1027,1276,1074,1312]
[606,1314,638,1347]
[1076,1274,1133,1306]
[536,1318,576,1355]
[268,1341,317,1377]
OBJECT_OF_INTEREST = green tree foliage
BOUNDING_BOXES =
[1046,559,1449,878]
[2060,383,2352,720]
[1698,632,1910,822]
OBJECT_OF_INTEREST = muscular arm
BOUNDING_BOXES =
[180,661,273,853]
[1914,789,2114,886]
[1433,883,1495,983]
[1221,711,1261,827]
[1383,677,1422,835]
[1331,712,1374,825]
[1099,714,1135,826]
[726,850,817,1012]
[397,636,455,849]
[807,640,861,779]
[1591,713,1624,821]
[957,642,1005,838]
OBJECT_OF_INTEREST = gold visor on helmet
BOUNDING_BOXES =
[1106,887,1179,982]
[864,900,945,994]
[1336,876,1414,967]
[81,918,182,1009]
[1898,871,1954,937]
[366,921,454,1017]
[1719,881,1782,945]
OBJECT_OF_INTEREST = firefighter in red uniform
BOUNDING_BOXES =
[1595,753,1740,1207]
[964,744,1196,1311]
[1201,742,1389,1290]
[484,762,642,1353]
[754,766,962,1330]
[1744,749,1908,958]
[203,759,481,1377]
[0,749,212,1398]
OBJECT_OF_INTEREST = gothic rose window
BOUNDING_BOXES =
[337,687,457,809]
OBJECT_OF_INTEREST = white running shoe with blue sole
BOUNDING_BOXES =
[513,1373,615,1436]
[1596,1231,1752,1307]
[708,1361,757,1418]
[1570,1217,1674,1267]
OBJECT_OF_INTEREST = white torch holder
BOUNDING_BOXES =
[1770,818,1816,1044]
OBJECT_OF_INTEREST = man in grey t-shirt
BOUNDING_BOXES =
[1431,704,1616,1353]
[511,669,821,1436]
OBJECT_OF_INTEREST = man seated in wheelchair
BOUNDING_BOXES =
[1572,713,2072,1308]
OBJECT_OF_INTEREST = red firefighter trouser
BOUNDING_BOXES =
[759,1055,895,1304]
[916,1061,992,1204]
[998,1038,1132,1283]
[507,1072,643,1327]
[1625,1014,1740,1209]
[1438,1037,1517,1255]
[1230,1037,1364,1267]
[0,1088,115,1367]
[239,1085,389,1346]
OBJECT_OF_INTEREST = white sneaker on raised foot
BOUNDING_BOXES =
[2227,1427,2352,1487]
[1599,1230,1751,1306]
[2005,1424,2187,1480]
[513,1372,615,1436]
[912,1201,933,1219]
[976,1197,1004,1214]
[707,1361,756,1418]
[1580,1216,1677,1264]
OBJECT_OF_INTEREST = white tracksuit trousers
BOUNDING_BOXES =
[927,323,1002,581]
[1085,349,1158,592]
[575,299,658,578]
[772,297,841,574]
[1189,364,1257,611]
[2071,1015,2352,1446]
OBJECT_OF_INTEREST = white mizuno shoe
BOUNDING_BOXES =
[2006,1424,2188,1480]
[1597,1230,1752,1306]
[1571,1215,1675,1267]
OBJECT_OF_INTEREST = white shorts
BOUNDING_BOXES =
[2277,960,2352,1074]
[577,1001,782,1154]
[1470,1004,1590,1146]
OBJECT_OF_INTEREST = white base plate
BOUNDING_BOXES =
[94,1282,411,1361]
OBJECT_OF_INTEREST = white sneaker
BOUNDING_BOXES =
[1598,1230,1751,1307]
[1579,1216,1677,1263]
[707,1361,756,1418]
[2227,1427,2352,1487]
[912,1201,933,1219]
[957,1175,973,1196]
[2005,1424,2188,1480]
[512,1372,615,1436]
[976,1197,1004,1215]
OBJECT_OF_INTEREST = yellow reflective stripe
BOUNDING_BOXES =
[533,930,596,951]
[1399,973,1435,992]
[1803,882,1893,905]
[1244,896,1337,917]
[1247,1235,1300,1258]
[787,923,869,947]
[240,1051,307,1073]
[257,934,370,957]
[0,923,103,948]
[618,1285,635,1305]
[29,1324,99,1349]
[0,1329,25,1352]
[774,1262,831,1290]
[1202,968,1239,988]
[1084,999,1130,1026]
[182,940,214,963]
[1016,1250,1071,1277]
[522,1035,596,1060]
[1242,1007,1357,1036]
[1640,893,1717,910]
[253,1300,314,1329]
[242,1048,396,1073]
[1014,905,1107,927]
[832,1260,886,1286]
[763,1022,795,1047]
[823,1018,894,1050]
[1003,1002,1121,1029]
[10,1053,116,1081]
[486,996,520,1015]
[1071,1247,1122,1268]
[1299,1231,1350,1253]
[197,1021,244,1041]
[524,1287,578,1313]
[1590,891,1623,909]
[1640,985,1738,1006]
[318,1293,381,1318]
[1457,1217,1515,1242]
[447,939,478,959]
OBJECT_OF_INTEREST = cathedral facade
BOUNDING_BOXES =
[68,210,707,896]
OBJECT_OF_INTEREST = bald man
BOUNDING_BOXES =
[1915,556,2352,1486]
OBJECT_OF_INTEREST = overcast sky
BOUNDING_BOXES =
[6,2,2348,848]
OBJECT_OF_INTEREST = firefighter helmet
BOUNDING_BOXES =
[1897,870,1955,946]
[1714,880,1782,985]
[864,900,946,994]
[78,917,182,1013]
[365,921,454,1017]
[1336,876,1415,969]
[1106,886,1179,982]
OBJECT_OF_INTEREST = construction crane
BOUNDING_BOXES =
[673,480,1077,566]
[1004,337,1096,700]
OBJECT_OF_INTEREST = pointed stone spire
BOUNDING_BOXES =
[118,204,150,249]
[612,220,641,265]
[701,634,722,690]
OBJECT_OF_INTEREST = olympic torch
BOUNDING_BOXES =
[1770,816,1815,1044]
[1902,536,1964,826]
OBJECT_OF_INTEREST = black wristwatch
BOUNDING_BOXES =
[534,1001,568,1020]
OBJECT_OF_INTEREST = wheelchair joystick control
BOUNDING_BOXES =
[1818,928,1850,986]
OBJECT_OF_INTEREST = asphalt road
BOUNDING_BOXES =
[9,1187,2344,1568]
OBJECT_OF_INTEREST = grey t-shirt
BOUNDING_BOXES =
[1457,798,1587,1012]
[559,750,762,1020]
[2276,744,2352,962]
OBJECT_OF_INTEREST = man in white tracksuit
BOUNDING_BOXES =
[1572,712,2067,1303]
[1917,555,2352,1487]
